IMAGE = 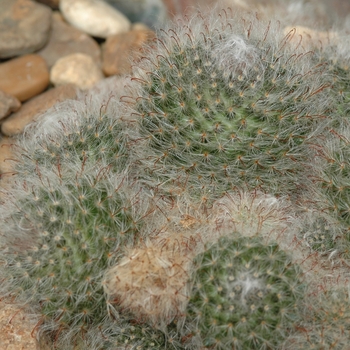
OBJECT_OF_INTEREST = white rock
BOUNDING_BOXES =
[50,53,104,90]
[59,0,131,38]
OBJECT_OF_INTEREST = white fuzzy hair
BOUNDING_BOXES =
[211,34,262,78]
[21,76,130,145]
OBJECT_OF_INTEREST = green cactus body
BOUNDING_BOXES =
[284,288,350,349]
[184,235,304,349]
[128,13,327,198]
[103,323,183,350]
[325,61,350,125]
[300,216,339,254]
[308,124,350,257]
[300,44,350,258]
[0,98,143,347]
[20,106,130,172]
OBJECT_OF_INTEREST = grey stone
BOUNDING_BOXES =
[35,0,59,9]
[0,0,52,59]
[0,91,21,121]
[105,0,167,29]
[38,12,101,69]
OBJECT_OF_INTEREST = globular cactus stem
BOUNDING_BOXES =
[0,85,151,349]
[183,235,305,350]
[125,9,329,200]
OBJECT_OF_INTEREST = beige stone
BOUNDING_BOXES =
[0,54,49,102]
[38,12,101,68]
[1,84,78,136]
[60,0,131,38]
[102,29,155,76]
[50,53,104,89]
[0,91,21,121]
[0,137,15,181]
[0,136,16,197]
[131,22,151,31]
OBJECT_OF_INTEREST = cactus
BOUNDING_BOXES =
[63,320,184,350]
[315,43,350,128]
[1,7,350,350]
[212,189,291,240]
[300,215,339,254]
[183,235,305,349]
[0,87,150,348]
[125,10,328,200]
[305,124,350,258]
[300,39,350,258]
[329,63,350,124]
[103,321,184,350]
[16,88,131,172]
[284,288,350,349]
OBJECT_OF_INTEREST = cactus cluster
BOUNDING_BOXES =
[1,6,350,350]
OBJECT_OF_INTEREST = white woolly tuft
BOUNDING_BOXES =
[211,34,262,78]
[21,76,130,144]
[232,273,263,304]
[102,242,193,329]
[212,189,293,240]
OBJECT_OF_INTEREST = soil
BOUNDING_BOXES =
[0,299,38,350]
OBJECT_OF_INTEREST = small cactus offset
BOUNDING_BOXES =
[299,214,339,254]
[182,235,305,350]
[298,37,350,259]
[211,189,291,240]
[284,288,350,349]
[99,321,184,350]
[305,126,350,259]
[2,5,350,350]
